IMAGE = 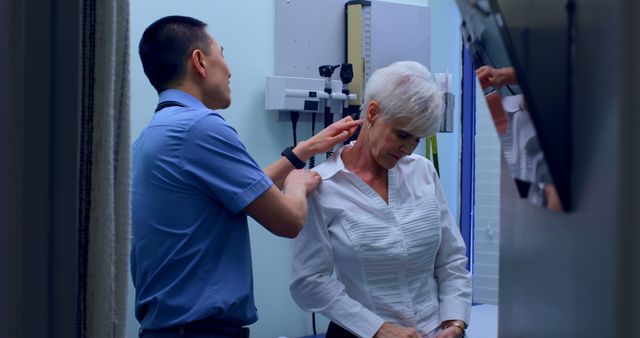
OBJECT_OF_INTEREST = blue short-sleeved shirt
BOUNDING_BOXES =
[131,89,273,329]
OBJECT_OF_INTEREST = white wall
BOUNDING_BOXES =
[429,0,462,220]
[128,1,461,337]
[472,81,501,305]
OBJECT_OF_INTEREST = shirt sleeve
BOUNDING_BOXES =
[290,193,385,338]
[180,113,273,213]
[429,161,472,325]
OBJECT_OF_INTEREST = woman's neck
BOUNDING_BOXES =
[341,134,390,203]
[341,136,387,181]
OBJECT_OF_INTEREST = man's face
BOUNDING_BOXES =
[202,36,231,109]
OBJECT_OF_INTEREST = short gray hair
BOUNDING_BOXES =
[363,61,443,137]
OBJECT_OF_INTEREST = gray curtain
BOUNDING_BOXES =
[79,0,130,337]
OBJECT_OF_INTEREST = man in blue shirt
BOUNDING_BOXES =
[131,16,360,338]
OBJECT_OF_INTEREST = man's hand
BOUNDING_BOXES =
[373,322,420,338]
[294,116,362,160]
[283,169,322,196]
[476,65,517,89]
[245,169,320,238]
[263,116,360,191]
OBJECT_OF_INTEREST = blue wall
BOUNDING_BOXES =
[128,1,461,337]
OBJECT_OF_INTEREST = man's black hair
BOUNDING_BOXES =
[139,16,211,92]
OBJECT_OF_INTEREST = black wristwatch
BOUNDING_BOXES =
[281,146,306,169]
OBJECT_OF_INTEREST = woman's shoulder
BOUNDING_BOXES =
[395,155,440,188]
[402,154,437,172]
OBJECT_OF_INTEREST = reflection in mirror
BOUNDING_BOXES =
[476,65,562,211]
[455,0,568,211]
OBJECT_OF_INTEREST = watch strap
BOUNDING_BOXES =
[281,146,306,169]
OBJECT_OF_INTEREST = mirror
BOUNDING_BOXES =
[455,0,572,211]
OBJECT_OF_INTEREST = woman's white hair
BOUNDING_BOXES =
[363,61,443,137]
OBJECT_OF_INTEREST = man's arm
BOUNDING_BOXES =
[246,117,360,238]
[476,66,518,89]
[264,116,361,189]
[244,169,320,238]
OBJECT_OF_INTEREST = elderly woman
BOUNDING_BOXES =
[289,61,471,338]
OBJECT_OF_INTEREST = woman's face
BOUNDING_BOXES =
[368,117,421,169]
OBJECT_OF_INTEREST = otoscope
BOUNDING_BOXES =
[339,63,355,144]
[340,63,353,117]
[319,64,340,158]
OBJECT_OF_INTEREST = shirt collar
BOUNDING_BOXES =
[315,146,348,180]
[316,142,416,180]
[158,89,207,110]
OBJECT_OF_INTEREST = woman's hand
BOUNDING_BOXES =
[373,322,420,338]
[436,320,466,338]
[436,325,464,338]
[294,116,361,160]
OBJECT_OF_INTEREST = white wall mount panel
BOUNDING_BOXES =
[276,0,431,79]
[369,2,431,74]
[275,0,347,78]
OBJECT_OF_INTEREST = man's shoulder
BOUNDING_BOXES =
[170,108,230,135]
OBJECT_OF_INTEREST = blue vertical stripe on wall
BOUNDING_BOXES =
[460,48,475,271]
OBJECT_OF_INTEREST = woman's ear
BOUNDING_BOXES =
[366,100,380,125]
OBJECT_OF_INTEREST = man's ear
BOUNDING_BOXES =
[190,49,207,78]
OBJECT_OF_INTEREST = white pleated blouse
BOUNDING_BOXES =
[290,147,471,338]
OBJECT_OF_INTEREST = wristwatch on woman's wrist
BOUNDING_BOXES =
[441,320,466,335]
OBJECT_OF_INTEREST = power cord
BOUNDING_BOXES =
[290,111,300,146]
[308,112,317,169]
[312,312,317,335]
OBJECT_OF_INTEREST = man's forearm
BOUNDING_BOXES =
[263,117,360,188]
[264,141,313,189]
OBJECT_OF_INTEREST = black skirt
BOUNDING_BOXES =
[325,321,358,338]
